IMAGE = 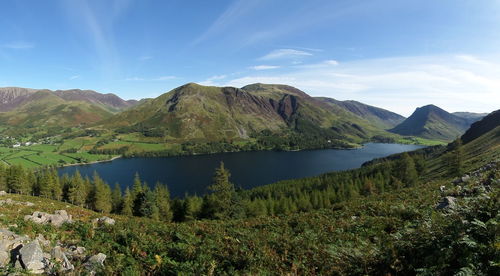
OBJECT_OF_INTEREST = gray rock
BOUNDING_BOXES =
[435,196,457,210]
[461,175,471,182]
[0,191,6,196]
[0,250,9,266]
[51,246,74,271]
[84,253,106,271]
[19,240,45,274]
[24,210,72,227]
[93,216,116,226]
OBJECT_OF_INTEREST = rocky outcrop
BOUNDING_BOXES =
[24,210,73,227]
[436,161,498,211]
[92,216,116,226]
[0,198,34,207]
[0,229,106,274]
[19,240,45,274]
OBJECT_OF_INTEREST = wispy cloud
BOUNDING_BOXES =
[153,75,176,81]
[199,75,227,86]
[205,54,500,116]
[139,55,153,61]
[323,60,339,66]
[259,49,312,60]
[249,65,281,70]
[2,41,35,49]
[69,75,80,80]
[125,75,177,81]
[192,0,263,45]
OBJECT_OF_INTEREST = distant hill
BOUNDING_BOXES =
[389,104,474,141]
[100,83,390,143]
[461,109,500,144]
[0,90,114,127]
[316,98,405,129]
[0,87,137,113]
[452,112,488,125]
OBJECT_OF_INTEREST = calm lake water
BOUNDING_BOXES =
[58,143,424,198]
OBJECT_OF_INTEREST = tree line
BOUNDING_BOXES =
[0,147,435,223]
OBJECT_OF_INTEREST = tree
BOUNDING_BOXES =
[204,162,236,219]
[398,153,419,187]
[111,183,123,213]
[91,172,112,213]
[154,182,173,222]
[121,187,133,216]
[449,138,464,177]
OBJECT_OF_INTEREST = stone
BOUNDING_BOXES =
[24,210,72,227]
[84,253,106,271]
[461,175,471,183]
[93,216,116,226]
[0,250,9,266]
[51,246,74,271]
[0,191,6,196]
[435,196,457,210]
[19,240,45,274]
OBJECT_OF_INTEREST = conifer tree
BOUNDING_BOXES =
[154,182,173,222]
[205,161,236,219]
[91,172,112,213]
[449,138,464,177]
[111,183,123,213]
[398,153,419,187]
[121,187,133,216]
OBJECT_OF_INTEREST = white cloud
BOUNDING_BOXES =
[153,76,176,81]
[125,75,177,81]
[250,65,281,70]
[199,75,228,86]
[69,75,80,80]
[259,49,313,60]
[139,55,153,61]
[324,59,339,66]
[2,41,35,49]
[206,54,500,116]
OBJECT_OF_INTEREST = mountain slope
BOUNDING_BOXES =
[316,97,405,129]
[101,83,389,143]
[452,111,488,125]
[389,104,471,141]
[0,87,136,112]
[461,109,500,144]
[0,91,114,127]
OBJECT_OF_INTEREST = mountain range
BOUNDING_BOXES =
[389,104,485,141]
[0,84,487,143]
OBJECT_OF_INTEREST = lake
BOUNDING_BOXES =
[58,143,424,198]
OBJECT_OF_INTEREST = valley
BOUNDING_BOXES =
[0,83,452,169]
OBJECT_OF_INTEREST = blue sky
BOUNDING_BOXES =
[1,0,499,116]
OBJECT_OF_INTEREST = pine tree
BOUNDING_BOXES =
[205,161,236,219]
[111,183,123,213]
[449,138,464,177]
[154,182,173,222]
[91,172,112,213]
[0,163,7,191]
[398,153,419,187]
[49,169,63,200]
[121,187,133,216]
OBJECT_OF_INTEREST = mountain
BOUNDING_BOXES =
[316,97,405,129]
[53,89,138,112]
[389,104,474,141]
[452,111,488,125]
[461,109,500,144]
[100,83,389,143]
[0,90,114,128]
[0,87,137,113]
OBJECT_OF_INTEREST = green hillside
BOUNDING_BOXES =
[317,97,406,129]
[390,104,473,141]
[0,109,497,275]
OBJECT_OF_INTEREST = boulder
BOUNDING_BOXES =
[93,216,116,226]
[51,246,74,271]
[84,253,106,271]
[19,240,45,274]
[435,196,457,210]
[0,191,6,196]
[24,210,72,227]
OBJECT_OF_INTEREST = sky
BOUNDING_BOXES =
[0,0,499,116]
